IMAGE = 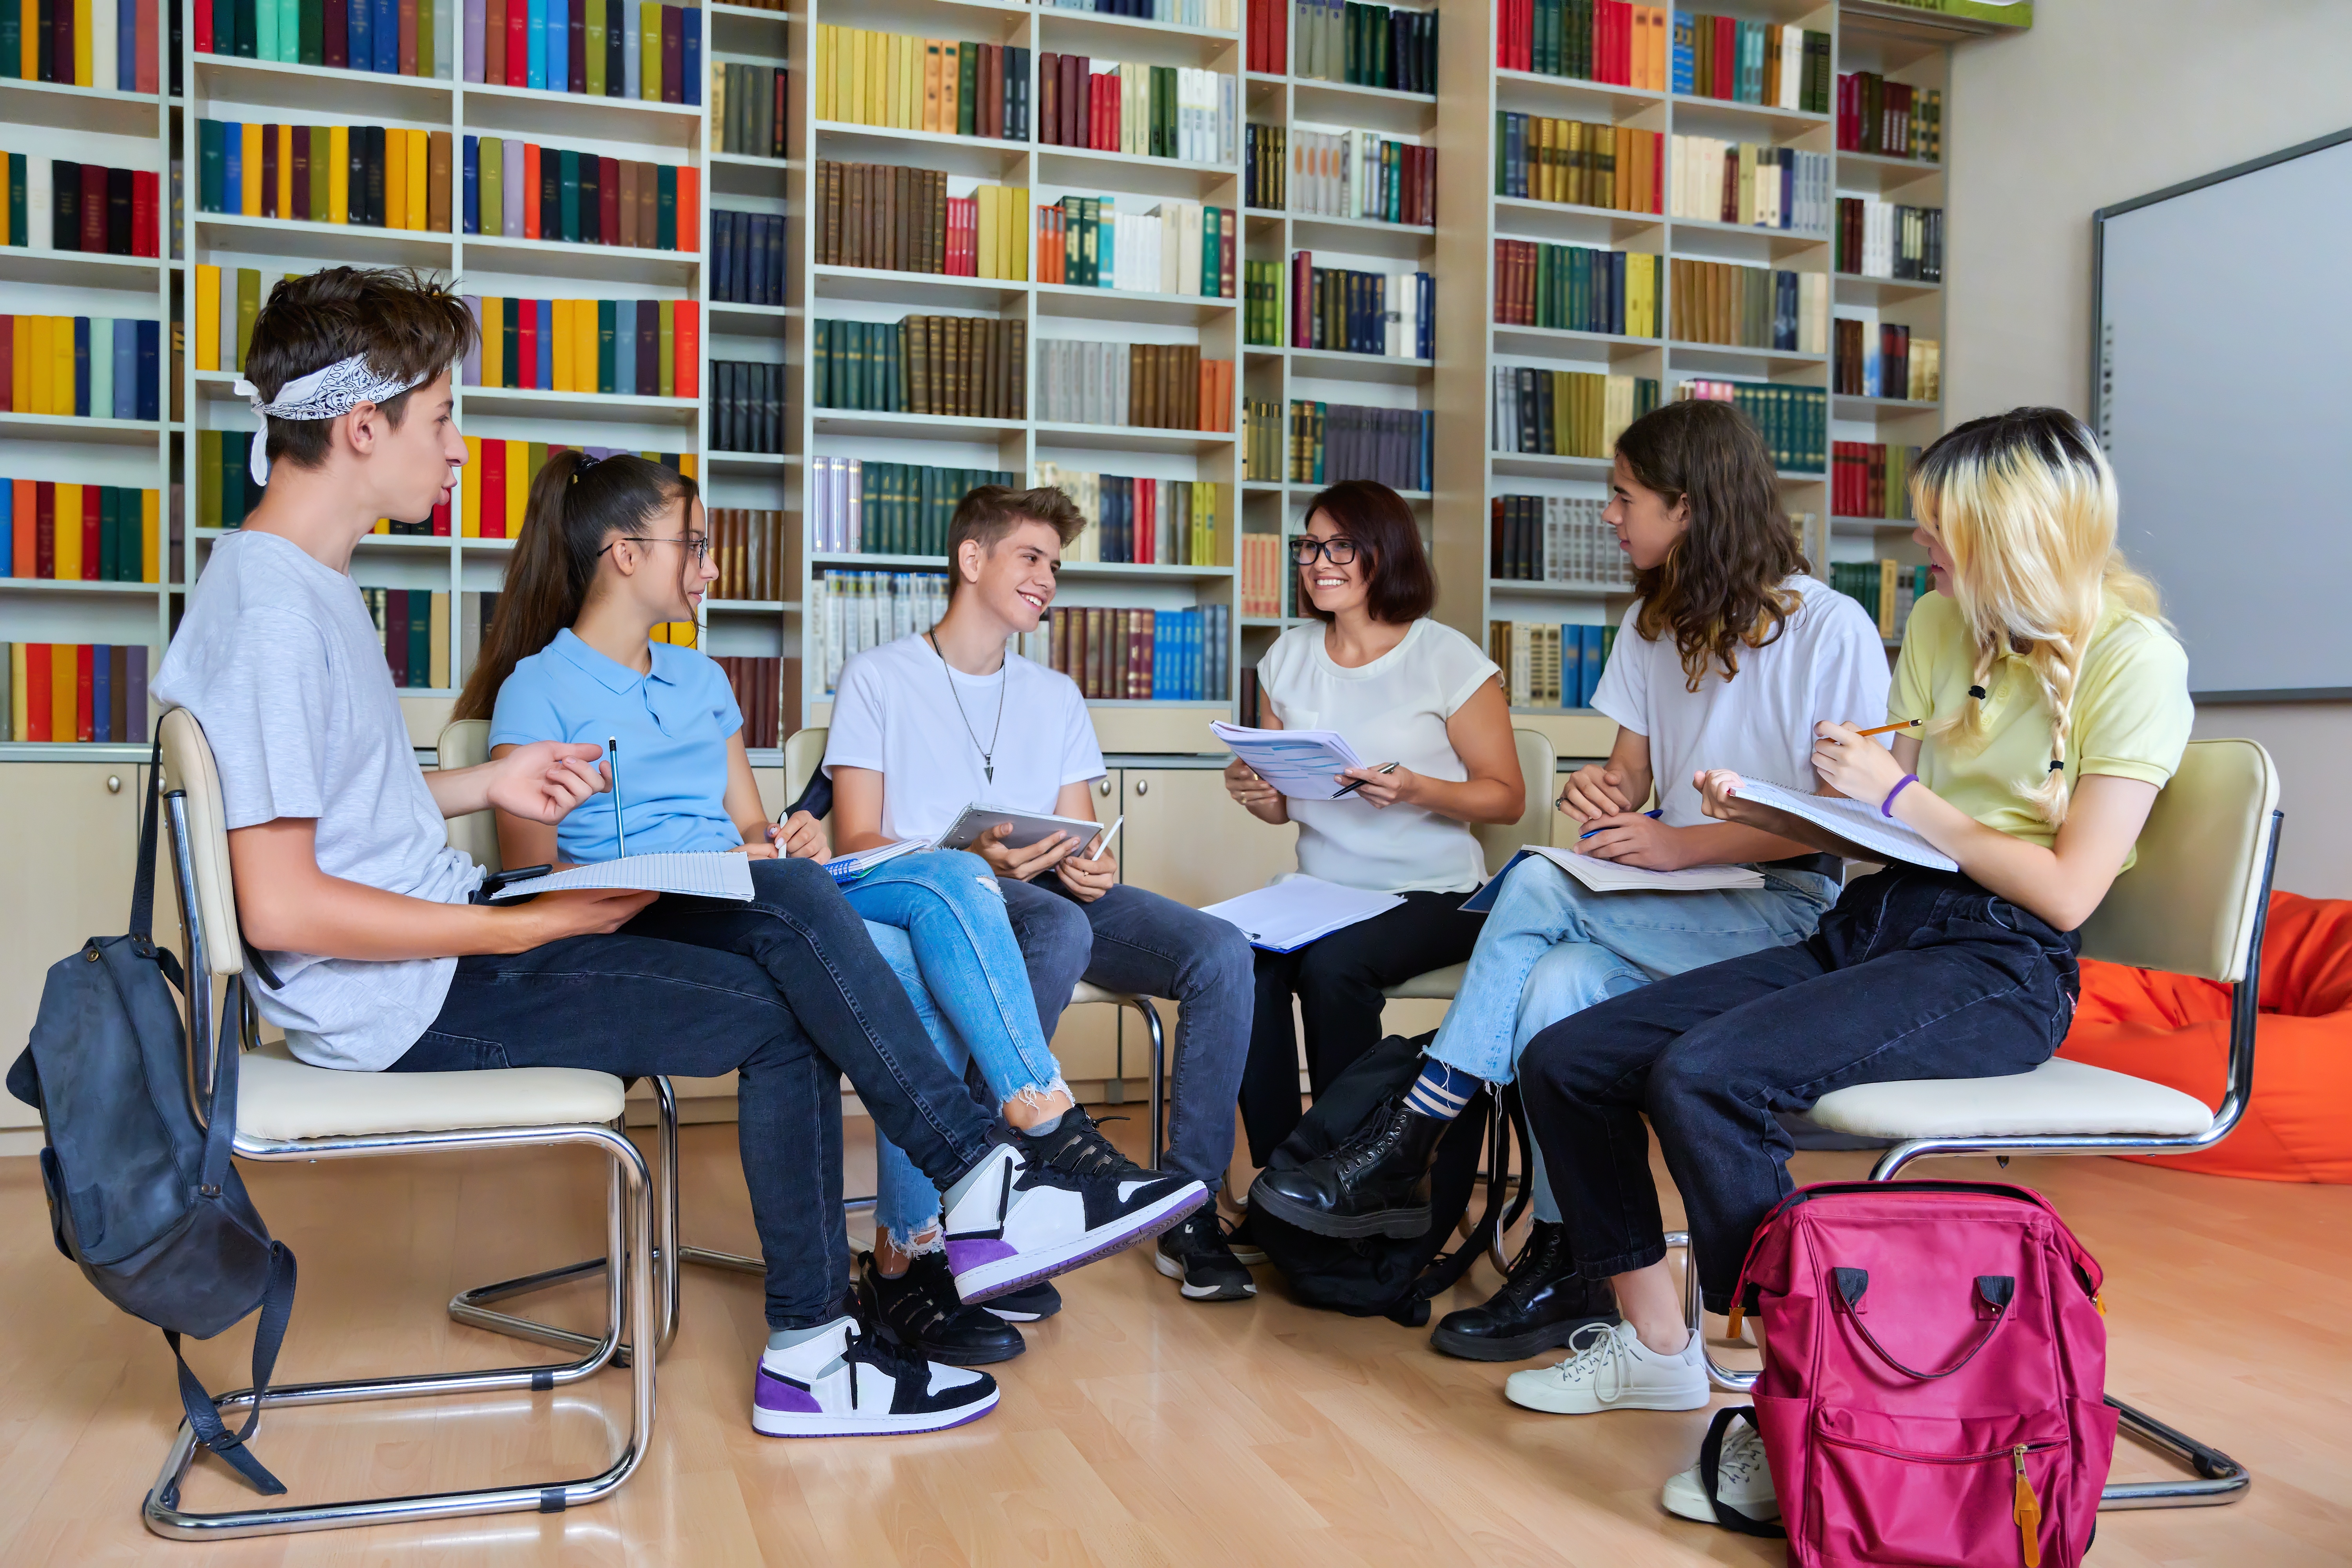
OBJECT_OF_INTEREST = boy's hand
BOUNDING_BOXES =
[975,822,1078,881]
[768,811,829,860]
[1055,841,1117,902]
[487,741,608,824]
[1556,763,1635,822]
[1576,812,1688,869]
[503,887,655,949]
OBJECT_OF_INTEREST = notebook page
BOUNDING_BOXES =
[1524,844,1768,893]
[1727,778,1959,871]
[1200,876,1405,951]
[488,852,759,902]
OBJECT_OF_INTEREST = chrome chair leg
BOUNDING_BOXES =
[145,1124,657,1540]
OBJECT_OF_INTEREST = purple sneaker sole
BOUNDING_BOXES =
[952,1183,1210,1305]
[750,1387,1001,1438]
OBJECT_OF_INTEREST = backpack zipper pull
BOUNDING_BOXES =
[1726,1304,1744,1340]
[2013,1444,2042,1567]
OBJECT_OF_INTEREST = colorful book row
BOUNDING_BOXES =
[811,316,1027,421]
[5,643,150,743]
[1259,400,1434,490]
[1033,196,1235,297]
[1837,74,1940,162]
[1031,464,1226,569]
[1491,240,1659,339]
[1487,621,1618,710]
[1671,12,1830,114]
[1288,0,1437,95]
[1289,255,1431,359]
[1034,341,1233,434]
[1489,369,1660,460]
[1252,127,1437,229]
[1833,441,1919,523]
[0,316,161,419]
[1037,56,1234,166]
[459,0,701,103]
[1666,259,1829,355]
[198,0,437,76]
[2,481,161,582]
[807,459,1020,557]
[712,61,786,158]
[1494,0,1667,91]
[0,157,162,256]
[1490,494,1634,586]
[197,121,453,233]
[1677,377,1827,474]
[706,509,793,603]
[1828,559,1930,642]
[459,295,700,397]
[1494,113,1661,214]
[812,161,1026,280]
[461,135,697,249]
[1047,603,1229,703]
[812,27,1029,142]
[5,0,164,89]
[1670,140,1832,235]
[810,569,948,693]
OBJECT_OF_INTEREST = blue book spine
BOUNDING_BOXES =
[712,209,732,301]
[1559,623,1583,709]
[349,0,371,73]
[92,645,112,741]
[527,0,546,89]
[137,320,160,421]
[536,299,554,386]
[223,122,243,211]
[0,481,11,570]
[613,300,634,394]
[117,0,134,86]
[73,318,91,416]
[462,135,479,232]
[681,5,699,104]
[376,0,397,71]
[114,322,136,418]
[1583,624,1608,707]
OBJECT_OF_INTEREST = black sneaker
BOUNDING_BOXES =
[1154,1207,1258,1301]
[1222,1209,1268,1267]
[858,1249,1027,1367]
[1429,1219,1620,1362]
[982,1280,1062,1323]
[1249,1095,1448,1239]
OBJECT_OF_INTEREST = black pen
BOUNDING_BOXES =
[1330,762,1399,799]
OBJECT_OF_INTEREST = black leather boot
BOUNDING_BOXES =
[1428,1219,1620,1361]
[1249,1096,1449,1238]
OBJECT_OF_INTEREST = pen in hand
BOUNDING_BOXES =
[1581,808,1663,840]
[1330,762,1400,799]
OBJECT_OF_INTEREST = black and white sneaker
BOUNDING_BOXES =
[943,1110,1209,1304]
[982,1280,1063,1323]
[1154,1208,1258,1301]
[858,1249,1027,1367]
[1221,1208,1268,1267]
[751,1316,999,1437]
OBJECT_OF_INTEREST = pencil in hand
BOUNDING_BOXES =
[1849,719,1922,738]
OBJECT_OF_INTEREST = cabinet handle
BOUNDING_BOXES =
[107,775,123,794]
[1133,777,1149,797]
[1098,778,1114,797]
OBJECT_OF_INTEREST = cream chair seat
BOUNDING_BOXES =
[236,1040,629,1142]
[1380,962,1468,1002]
[1379,728,1558,1006]
[1806,1056,2216,1142]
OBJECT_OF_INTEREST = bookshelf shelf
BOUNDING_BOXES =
[1670,216,1831,251]
[1489,452,1615,481]
[707,451,803,470]
[811,410,1027,442]
[1033,422,1236,456]
[813,265,1029,311]
[1834,273,1941,301]
[0,250,167,288]
[1833,395,1941,414]
[1034,145,1236,200]
[1258,346,1433,387]
[0,578,168,598]
[194,54,456,116]
[1833,515,1915,536]
[708,2,789,22]
[812,121,1030,174]
[1668,93,1832,132]
[1665,340,1829,368]
[0,412,165,443]
[1034,285,1237,328]
[458,234,702,287]
[1034,8,1241,58]
[1290,78,1438,136]
[1491,196,1667,242]
[1490,324,1661,362]
[461,387,702,422]
[1492,69,1668,116]
[1488,578,1633,598]
[0,77,164,136]
[708,599,797,613]
[198,213,453,269]
[708,151,799,172]
[458,81,705,147]
[1281,212,1437,260]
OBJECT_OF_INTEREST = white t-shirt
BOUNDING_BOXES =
[1591,574,1891,828]
[1256,618,1502,895]
[824,632,1105,842]
[152,530,483,1071]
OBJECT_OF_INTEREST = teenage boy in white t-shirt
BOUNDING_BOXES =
[153,269,1202,1439]
[826,485,1260,1303]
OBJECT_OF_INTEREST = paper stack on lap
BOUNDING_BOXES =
[1202,876,1405,953]
[487,853,759,902]
[1461,846,1766,912]
[1211,720,1367,799]
[1726,776,1959,871]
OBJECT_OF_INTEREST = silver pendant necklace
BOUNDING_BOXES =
[928,632,1007,784]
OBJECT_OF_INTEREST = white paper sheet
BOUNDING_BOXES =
[488,852,758,902]
[1728,777,1959,871]
[1200,876,1405,952]
[1210,720,1369,800]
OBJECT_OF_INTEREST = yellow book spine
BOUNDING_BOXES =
[54,486,82,579]
[812,27,829,120]
[868,27,886,127]
[849,27,867,123]
[1011,187,1027,281]
[976,184,998,281]
[835,26,855,124]
[407,129,427,233]
[74,0,92,84]
[195,265,220,370]
[16,0,31,80]
[677,452,694,482]
[51,641,73,733]
[429,592,450,688]
[329,126,349,222]
[277,124,293,220]
[385,130,408,230]
[240,125,262,215]
[901,33,920,130]
[642,6,661,100]
[373,518,389,533]
[576,299,596,392]
[141,490,160,583]
[480,297,503,387]
[461,437,481,535]
[552,298,575,391]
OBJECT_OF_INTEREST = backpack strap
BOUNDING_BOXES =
[130,737,163,948]
[1397,1085,1511,1318]
[1697,1406,1786,1539]
[160,1241,297,1502]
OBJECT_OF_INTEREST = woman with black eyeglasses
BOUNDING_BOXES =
[1222,479,1525,1172]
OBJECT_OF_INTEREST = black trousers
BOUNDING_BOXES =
[1237,889,1484,1163]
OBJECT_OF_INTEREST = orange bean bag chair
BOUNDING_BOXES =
[2058,891,2352,1182]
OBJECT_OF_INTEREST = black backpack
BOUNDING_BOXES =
[1253,1032,1530,1326]
[6,744,295,1501]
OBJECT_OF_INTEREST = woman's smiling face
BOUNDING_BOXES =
[1297,507,1367,616]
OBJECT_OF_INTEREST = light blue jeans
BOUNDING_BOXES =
[839,851,1069,1242]
[1427,856,1837,1222]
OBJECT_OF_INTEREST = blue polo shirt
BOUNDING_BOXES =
[488,628,744,864]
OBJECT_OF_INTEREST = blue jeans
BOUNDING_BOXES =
[1519,866,2081,1312]
[998,876,1255,1193]
[849,851,1068,1241]
[1427,855,1836,1221]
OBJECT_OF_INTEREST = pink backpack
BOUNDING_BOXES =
[1718,1180,2118,1567]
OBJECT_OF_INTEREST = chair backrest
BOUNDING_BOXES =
[1473,728,1558,876]
[436,719,503,874]
[158,706,243,982]
[785,726,829,801]
[2078,737,2278,984]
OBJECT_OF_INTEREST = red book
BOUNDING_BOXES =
[195,0,213,53]
[483,0,504,82]
[506,0,528,86]
[10,480,30,573]
[673,300,697,398]
[325,0,348,67]
[399,0,417,76]
[1136,477,1153,564]
[522,143,540,236]
[35,482,55,578]
[82,485,99,579]
[676,165,697,251]
[131,170,155,256]
[481,438,506,537]
[80,164,107,250]
[517,300,538,388]
[431,496,450,535]
[134,0,158,90]
[599,154,620,243]
[76,644,95,741]
[25,645,50,741]
[383,590,408,685]
[1713,15,1734,98]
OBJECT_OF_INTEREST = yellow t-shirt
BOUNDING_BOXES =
[1889,589,2192,867]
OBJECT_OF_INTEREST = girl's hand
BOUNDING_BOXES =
[1811,721,1907,805]
[1555,763,1635,823]
[1575,812,1688,869]
[1224,757,1279,809]
[1055,842,1118,903]
[1695,769,1757,825]
[733,842,782,860]
[768,810,829,860]
[975,822,1078,882]
[1334,764,1417,809]
[486,740,608,825]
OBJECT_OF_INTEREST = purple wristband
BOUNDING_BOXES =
[1882,773,1920,818]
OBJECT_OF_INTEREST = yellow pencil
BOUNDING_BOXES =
[1852,719,1922,738]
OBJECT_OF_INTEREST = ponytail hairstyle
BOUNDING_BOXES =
[452,451,700,721]
[1619,398,1806,691]
[1907,406,2164,826]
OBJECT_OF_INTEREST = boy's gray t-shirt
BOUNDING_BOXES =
[154,530,483,1070]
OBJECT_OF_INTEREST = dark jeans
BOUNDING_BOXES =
[1519,866,2081,1313]
[997,875,1254,1192]
[1237,888,1484,1163]
[392,856,1000,1330]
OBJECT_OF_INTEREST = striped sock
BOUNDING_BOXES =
[1403,1058,1482,1122]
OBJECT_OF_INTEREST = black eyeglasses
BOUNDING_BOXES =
[600,534,711,561]
[1292,536,1360,565]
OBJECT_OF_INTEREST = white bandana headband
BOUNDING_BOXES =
[232,354,431,487]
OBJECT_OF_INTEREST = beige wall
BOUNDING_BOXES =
[1947,1,2352,897]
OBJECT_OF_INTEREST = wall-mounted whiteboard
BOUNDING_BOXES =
[2092,130,2352,701]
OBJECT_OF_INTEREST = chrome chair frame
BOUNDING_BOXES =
[1673,801,2283,1514]
[142,785,657,1541]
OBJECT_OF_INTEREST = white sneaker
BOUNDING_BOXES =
[751,1316,999,1437]
[942,1111,1209,1304]
[1503,1319,1710,1414]
[1662,1410,1782,1524]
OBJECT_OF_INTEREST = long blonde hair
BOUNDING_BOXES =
[1908,407,2164,826]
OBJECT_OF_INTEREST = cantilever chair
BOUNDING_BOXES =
[1675,736,2281,1511]
[144,709,656,1540]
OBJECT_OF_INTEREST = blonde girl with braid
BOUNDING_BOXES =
[1501,409,2192,1532]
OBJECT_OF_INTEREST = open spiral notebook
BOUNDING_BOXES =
[1726,777,1958,871]
[484,853,758,902]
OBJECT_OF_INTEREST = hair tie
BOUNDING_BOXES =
[2049,760,2065,771]
[1968,684,1987,700]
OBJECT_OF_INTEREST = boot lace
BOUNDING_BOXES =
[1328,1099,1410,1180]
[1544,1322,1636,1402]
[1020,1110,1146,1181]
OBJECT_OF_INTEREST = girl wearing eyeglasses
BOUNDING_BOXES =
[454,451,1202,1375]
[1222,478,1526,1177]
